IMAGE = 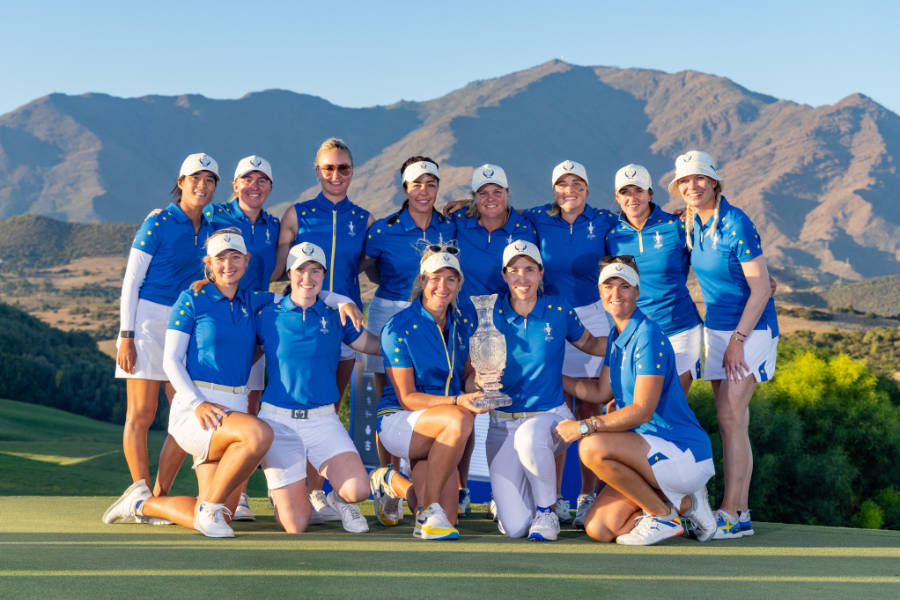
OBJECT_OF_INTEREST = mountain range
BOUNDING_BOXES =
[1,60,898,284]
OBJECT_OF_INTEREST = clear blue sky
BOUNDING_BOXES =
[2,0,898,117]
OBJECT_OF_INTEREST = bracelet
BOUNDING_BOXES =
[731,330,747,344]
[590,417,599,433]
[453,395,460,406]
[120,330,135,338]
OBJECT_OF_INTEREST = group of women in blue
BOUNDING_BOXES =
[104,138,777,545]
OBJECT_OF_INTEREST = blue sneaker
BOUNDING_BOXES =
[739,510,754,536]
[712,509,743,539]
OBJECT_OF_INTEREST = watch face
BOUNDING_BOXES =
[579,421,589,435]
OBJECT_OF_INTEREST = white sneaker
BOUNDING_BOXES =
[553,496,572,523]
[102,480,151,524]
[458,488,472,517]
[232,493,255,521]
[683,486,716,542]
[414,503,459,540]
[193,501,234,538]
[616,511,683,546]
[325,490,369,533]
[573,493,595,529]
[135,515,174,525]
[528,509,560,541]
[370,466,402,526]
[739,510,755,536]
[308,489,341,524]
[712,509,743,539]
[488,498,499,521]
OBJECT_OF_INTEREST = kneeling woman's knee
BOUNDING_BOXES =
[444,407,474,439]
[584,516,617,543]
[578,435,611,469]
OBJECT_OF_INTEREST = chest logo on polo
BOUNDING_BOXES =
[241,305,249,317]
[319,316,329,334]
[544,322,554,341]
[265,226,272,244]
[506,234,514,245]
[653,231,663,249]
[348,221,357,237]
[587,222,596,240]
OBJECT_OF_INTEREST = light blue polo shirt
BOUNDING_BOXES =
[256,296,363,410]
[376,302,475,426]
[524,204,617,307]
[452,209,537,308]
[132,202,215,306]
[689,196,779,336]
[167,287,273,387]
[607,308,712,462]
[205,199,280,292]
[493,293,585,412]
[293,192,371,306]
[604,204,702,336]
[365,208,456,301]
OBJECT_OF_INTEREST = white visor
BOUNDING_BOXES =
[403,160,439,184]
[598,262,639,287]
[207,232,247,257]
[420,252,462,276]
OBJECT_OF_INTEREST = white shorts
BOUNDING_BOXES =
[563,301,611,378]
[364,297,411,373]
[114,299,170,380]
[668,324,702,379]
[641,433,715,508]
[167,387,249,467]
[258,406,358,490]
[378,409,425,460]
[703,327,778,382]
[246,356,265,391]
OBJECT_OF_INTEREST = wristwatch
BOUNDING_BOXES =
[579,420,590,436]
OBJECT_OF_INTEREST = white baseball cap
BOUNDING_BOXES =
[598,262,640,287]
[420,251,462,276]
[180,153,219,179]
[667,150,722,200]
[552,159,589,187]
[471,164,508,192]
[234,155,273,183]
[502,240,543,268]
[286,242,327,272]
[206,231,247,257]
[615,164,652,192]
[402,160,440,184]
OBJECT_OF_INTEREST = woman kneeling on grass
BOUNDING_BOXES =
[103,228,274,537]
[554,256,717,545]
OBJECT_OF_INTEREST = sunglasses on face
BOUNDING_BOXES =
[317,164,352,176]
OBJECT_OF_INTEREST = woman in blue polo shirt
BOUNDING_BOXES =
[275,138,374,521]
[376,246,488,540]
[555,256,717,546]
[671,150,778,539]
[255,242,381,534]
[363,156,455,525]
[605,164,703,395]
[524,159,618,526]
[113,153,218,510]
[102,228,274,537]
[487,240,607,542]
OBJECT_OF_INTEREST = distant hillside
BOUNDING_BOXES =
[823,275,900,317]
[2,61,900,282]
[0,214,134,269]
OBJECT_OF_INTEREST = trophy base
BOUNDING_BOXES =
[472,392,512,410]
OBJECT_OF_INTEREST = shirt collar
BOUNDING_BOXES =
[165,202,191,223]
[312,191,351,212]
[397,208,440,233]
[612,308,646,350]
[415,298,457,330]
[695,195,732,230]
[616,203,662,228]
[498,292,547,324]
[223,198,272,224]
[277,294,325,315]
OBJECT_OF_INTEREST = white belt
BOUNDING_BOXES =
[491,409,546,420]
[260,402,334,420]
[193,380,249,395]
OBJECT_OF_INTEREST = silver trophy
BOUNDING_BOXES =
[468,294,512,409]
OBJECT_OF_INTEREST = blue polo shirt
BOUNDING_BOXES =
[365,208,456,301]
[205,199,280,292]
[293,192,371,306]
[689,196,779,336]
[452,209,537,309]
[167,286,273,387]
[604,204,701,336]
[493,293,585,412]
[524,204,617,307]
[132,202,215,306]
[256,296,363,410]
[607,309,712,462]
[377,302,475,424]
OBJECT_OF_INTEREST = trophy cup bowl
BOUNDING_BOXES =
[468,294,512,409]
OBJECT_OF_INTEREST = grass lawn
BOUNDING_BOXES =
[2,399,899,599]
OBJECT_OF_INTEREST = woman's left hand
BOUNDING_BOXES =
[195,402,231,431]
[554,419,584,444]
[338,302,365,331]
[722,338,751,382]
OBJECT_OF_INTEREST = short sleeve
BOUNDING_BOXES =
[381,318,413,369]
[633,329,670,376]
[564,301,586,342]
[364,223,384,259]
[341,310,364,346]
[168,290,196,333]
[727,213,763,263]
[132,215,163,255]
[249,291,276,314]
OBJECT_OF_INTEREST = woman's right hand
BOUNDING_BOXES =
[441,198,468,217]
[455,391,490,414]
[194,402,231,431]
[116,338,137,374]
